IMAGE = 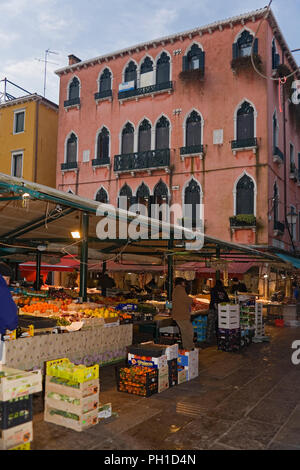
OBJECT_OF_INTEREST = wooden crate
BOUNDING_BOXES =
[0,366,42,401]
[45,376,99,399]
[0,421,33,450]
[44,406,98,432]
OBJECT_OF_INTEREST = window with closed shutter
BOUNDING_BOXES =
[99,69,111,92]
[121,123,134,154]
[138,119,151,152]
[124,61,137,85]
[136,182,150,215]
[184,179,201,228]
[66,133,77,163]
[95,188,108,203]
[156,52,170,84]
[155,116,170,149]
[236,175,254,215]
[237,102,254,141]
[69,77,80,100]
[186,111,201,147]
[97,127,109,160]
[118,184,132,210]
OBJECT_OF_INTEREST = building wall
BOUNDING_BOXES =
[266,23,300,252]
[36,101,58,187]
[0,100,37,181]
[56,13,300,250]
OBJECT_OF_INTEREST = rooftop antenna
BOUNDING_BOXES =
[35,49,59,97]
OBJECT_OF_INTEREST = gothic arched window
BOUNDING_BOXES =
[69,77,80,100]
[138,119,151,152]
[236,174,254,215]
[121,123,134,154]
[186,111,202,147]
[184,179,201,228]
[96,127,110,161]
[237,101,254,141]
[155,116,170,149]
[99,69,112,92]
[156,52,170,84]
[66,133,77,163]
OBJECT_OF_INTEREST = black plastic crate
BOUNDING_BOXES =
[127,344,165,358]
[116,367,158,397]
[167,358,178,373]
[0,395,33,430]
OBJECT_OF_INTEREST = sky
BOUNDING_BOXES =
[0,0,299,104]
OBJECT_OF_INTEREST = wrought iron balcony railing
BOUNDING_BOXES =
[231,138,258,150]
[114,148,170,173]
[180,145,204,156]
[61,161,78,171]
[118,81,173,100]
[64,97,80,108]
[94,90,113,100]
[274,221,285,233]
[273,146,284,162]
[92,157,110,167]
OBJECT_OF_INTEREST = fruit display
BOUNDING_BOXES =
[117,366,158,397]
[191,299,209,312]
[20,302,60,315]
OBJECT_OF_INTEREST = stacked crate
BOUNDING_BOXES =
[192,315,208,342]
[177,349,199,381]
[0,366,42,450]
[239,299,256,347]
[44,358,99,432]
[158,326,181,345]
[255,302,265,337]
[217,304,241,352]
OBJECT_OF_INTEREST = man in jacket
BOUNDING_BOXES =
[172,277,194,350]
[0,264,18,339]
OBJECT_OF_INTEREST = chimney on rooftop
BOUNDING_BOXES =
[68,54,81,66]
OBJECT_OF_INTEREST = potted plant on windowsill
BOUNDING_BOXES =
[231,54,262,73]
[229,214,256,228]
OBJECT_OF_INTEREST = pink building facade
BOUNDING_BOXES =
[55,7,300,254]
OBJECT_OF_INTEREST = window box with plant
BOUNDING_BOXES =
[273,146,284,164]
[179,46,205,81]
[229,214,256,228]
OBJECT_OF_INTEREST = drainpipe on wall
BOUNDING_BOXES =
[34,99,40,182]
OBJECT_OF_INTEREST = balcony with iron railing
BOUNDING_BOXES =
[273,146,284,164]
[64,97,80,109]
[61,161,78,171]
[92,157,110,167]
[114,148,170,174]
[118,81,173,101]
[94,89,113,101]
[180,145,204,158]
[231,138,258,154]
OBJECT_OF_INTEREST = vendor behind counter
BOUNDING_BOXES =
[0,263,18,338]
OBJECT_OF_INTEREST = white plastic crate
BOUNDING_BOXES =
[218,319,240,329]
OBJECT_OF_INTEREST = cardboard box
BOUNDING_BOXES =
[45,376,99,399]
[158,373,169,393]
[44,406,98,432]
[0,421,33,450]
[0,366,42,401]
[185,363,199,381]
[155,343,179,361]
[177,349,199,367]
[177,368,187,385]
[128,353,167,369]
[98,403,112,420]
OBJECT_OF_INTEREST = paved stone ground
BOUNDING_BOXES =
[31,326,300,450]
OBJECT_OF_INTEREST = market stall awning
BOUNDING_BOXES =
[175,262,255,273]
[275,253,300,269]
[19,255,80,273]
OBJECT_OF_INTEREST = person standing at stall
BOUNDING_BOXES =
[0,264,18,339]
[172,277,194,350]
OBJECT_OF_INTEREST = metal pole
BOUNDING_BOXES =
[216,245,221,281]
[102,261,107,297]
[167,235,174,301]
[36,251,41,291]
[44,49,48,97]
[80,212,89,301]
